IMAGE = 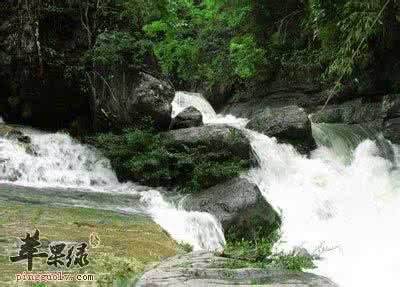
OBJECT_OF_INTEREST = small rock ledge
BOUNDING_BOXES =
[136,252,338,287]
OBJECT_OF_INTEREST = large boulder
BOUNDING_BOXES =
[137,251,339,287]
[163,125,251,161]
[246,105,316,155]
[94,71,175,131]
[170,106,203,130]
[182,177,280,239]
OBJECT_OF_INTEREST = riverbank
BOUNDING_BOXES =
[0,184,177,286]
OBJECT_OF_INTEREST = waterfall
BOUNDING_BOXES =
[312,122,395,164]
[0,126,225,251]
[4,90,400,286]
[249,130,400,287]
[173,92,400,287]
[172,91,249,127]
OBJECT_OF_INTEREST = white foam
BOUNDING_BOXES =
[173,92,400,286]
[0,126,224,251]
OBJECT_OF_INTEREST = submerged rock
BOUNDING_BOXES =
[136,251,338,287]
[163,125,251,161]
[246,105,316,155]
[0,125,31,144]
[182,177,280,239]
[170,106,203,130]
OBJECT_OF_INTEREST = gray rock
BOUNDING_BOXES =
[182,177,280,239]
[95,71,175,131]
[0,125,31,144]
[136,251,338,287]
[309,95,400,145]
[130,73,175,130]
[384,117,400,144]
[246,106,316,155]
[171,106,203,130]
[162,125,251,161]
[310,98,384,124]
[382,94,400,119]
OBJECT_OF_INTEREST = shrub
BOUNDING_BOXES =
[222,230,319,272]
[85,128,248,192]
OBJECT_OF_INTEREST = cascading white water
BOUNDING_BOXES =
[172,91,249,127]
[4,90,400,285]
[312,122,395,164]
[249,130,400,287]
[173,92,400,287]
[0,126,225,251]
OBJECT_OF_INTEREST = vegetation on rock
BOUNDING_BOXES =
[85,128,249,192]
[0,197,176,286]
[222,230,319,272]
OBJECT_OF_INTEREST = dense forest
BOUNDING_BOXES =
[1,0,400,131]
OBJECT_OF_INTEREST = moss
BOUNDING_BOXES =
[85,129,249,193]
[0,199,176,286]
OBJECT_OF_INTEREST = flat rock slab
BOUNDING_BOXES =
[136,252,338,287]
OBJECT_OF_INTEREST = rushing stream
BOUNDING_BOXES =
[173,92,400,287]
[1,92,400,286]
[0,126,225,251]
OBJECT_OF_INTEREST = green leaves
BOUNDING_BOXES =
[86,129,248,192]
[308,0,383,82]
[144,0,267,92]
[229,35,265,79]
[92,31,152,68]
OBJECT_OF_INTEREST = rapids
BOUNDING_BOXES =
[1,91,399,286]
[173,91,400,287]
[0,126,225,252]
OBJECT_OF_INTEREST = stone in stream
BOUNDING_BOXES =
[246,105,316,155]
[182,177,280,239]
[136,251,339,287]
[170,106,203,130]
[0,125,31,144]
[162,125,251,161]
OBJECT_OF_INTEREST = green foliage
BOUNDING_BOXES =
[93,253,144,285]
[306,0,384,82]
[144,0,269,91]
[177,241,193,253]
[85,128,248,192]
[92,31,152,68]
[223,230,319,272]
[63,65,91,95]
[189,160,246,192]
[229,35,265,79]
[271,249,317,272]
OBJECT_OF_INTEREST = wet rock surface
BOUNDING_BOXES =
[246,105,316,155]
[163,125,251,161]
[136,251,339,287]
[0,125,30,144]
[171,106,203,129]
[182,177,280,239]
